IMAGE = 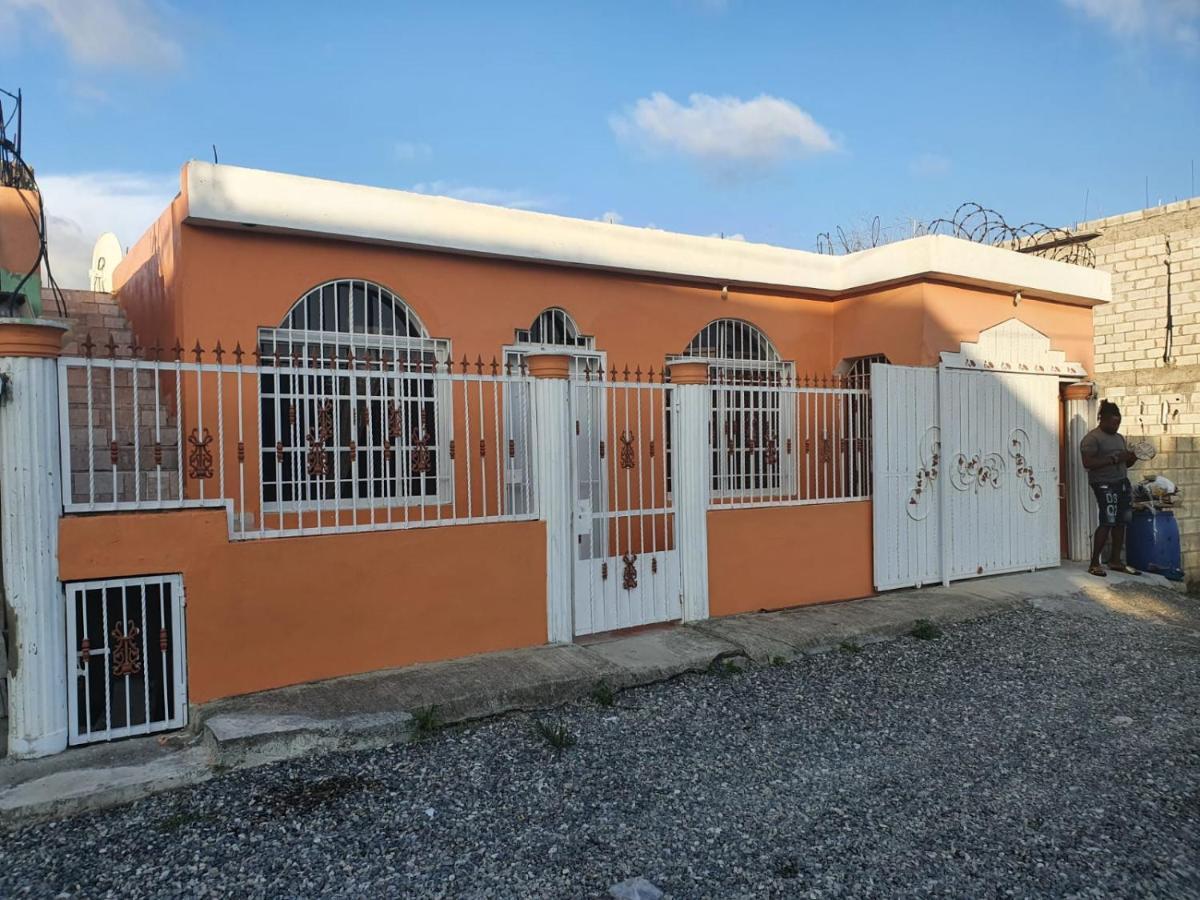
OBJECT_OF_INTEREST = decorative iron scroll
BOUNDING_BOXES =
[907,426,941,522]
[306,430,329,478]
[1009,428,1043,512]
[622,553,638,590]
[764,435,780,467]
[411,424,433,475]
[620,431,636,469]
[317,400,333,443]
[187,428,214,480]
[110,620,143,677]
[387,401,402,443]
[950,450,1006,493]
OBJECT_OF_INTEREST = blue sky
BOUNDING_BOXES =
[5,0,1199,287]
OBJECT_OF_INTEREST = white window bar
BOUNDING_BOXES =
[57,344,540,539]
[705,375,872,510]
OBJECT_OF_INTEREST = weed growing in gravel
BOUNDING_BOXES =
[773,856,800,879]
[535,720,577,751]
[412,705,441,738]
[590,680,616,707]
[770,655,788,667]
[910,619,943,641]
[709,657,746,677]
[840,640,863,654]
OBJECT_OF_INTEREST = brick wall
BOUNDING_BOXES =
[1079,198,1200,586]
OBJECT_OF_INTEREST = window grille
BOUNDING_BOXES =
[841,353,887,390]
[513,307,594,349]
[258,280,452,510]
[674,319,795,497]
[66,575,187,745]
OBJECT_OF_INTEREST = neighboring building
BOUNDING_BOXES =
[1078,198,1199,586]
[0,166,1109,758]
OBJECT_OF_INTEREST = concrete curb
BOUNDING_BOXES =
[0,564,1188,828]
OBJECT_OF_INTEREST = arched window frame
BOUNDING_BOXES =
[674,319,797,499]
[256,279,453,513]
[502,308,603,517]
[836,353,888,390]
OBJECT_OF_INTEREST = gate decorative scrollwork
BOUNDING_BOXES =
[110,620,144,677]
[907,426,941,521]
[950,450,1005,492]
[1009,428,1043,512]
[622,553,638,590]
[619,431,636,469]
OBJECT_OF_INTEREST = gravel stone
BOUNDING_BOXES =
[2,597,1198,899]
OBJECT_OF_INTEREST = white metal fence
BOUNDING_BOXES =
[65,574,187,745]
[59,344,539,538]
[707,375,872,508]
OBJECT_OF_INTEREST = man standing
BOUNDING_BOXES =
[1080,400,1139,577]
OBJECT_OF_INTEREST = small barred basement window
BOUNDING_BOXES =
[66,575,187,745]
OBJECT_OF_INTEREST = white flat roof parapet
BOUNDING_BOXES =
[183,162,1110,306]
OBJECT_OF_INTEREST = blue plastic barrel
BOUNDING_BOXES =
[1127,508,1185,581]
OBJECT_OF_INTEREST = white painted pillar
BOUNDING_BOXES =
[1064,384,1098,562]
[667,360,710,623]
[0,319,69,758]
[526,352,574,643]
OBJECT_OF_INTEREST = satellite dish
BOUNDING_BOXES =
[89,232,123,293]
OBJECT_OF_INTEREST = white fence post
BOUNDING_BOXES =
[526,352,573,643]
[668,359,710,623]
[0,319,69,758]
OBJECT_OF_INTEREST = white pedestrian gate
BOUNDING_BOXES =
[571,370,682,636]
[871,320,1086,590]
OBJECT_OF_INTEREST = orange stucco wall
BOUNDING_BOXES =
[707,502,874,616]
[58,511,547,704]
[0,185,40,276]
[111,218,1097,378]
[111,191,187,355]
[830,281,1094,373]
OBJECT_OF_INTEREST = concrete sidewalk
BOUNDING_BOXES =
[1,563,1188,827]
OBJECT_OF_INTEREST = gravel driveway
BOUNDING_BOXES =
[3,590,1198,899]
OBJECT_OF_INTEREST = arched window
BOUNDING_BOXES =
[837,353,888,390]
[678,318,791,384]
[513,308,595,350]
[257,280,451,511]
[260,279,448,364]
[678,319,795,497]
[503,308,600,515]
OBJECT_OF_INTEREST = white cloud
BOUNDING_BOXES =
[1061,0,1200,46]
[708,232,747,241]
[596,210,624,224]
[38,171,176,289]
[393,141,432,163]
[409,180,549,210]
[3,0,181,69]
[909,153,951,177]
[611,92,837,170]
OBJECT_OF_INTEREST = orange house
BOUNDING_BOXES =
[0,164,1109,757]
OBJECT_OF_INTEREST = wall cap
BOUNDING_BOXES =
[182,162,1112,307]
[0,318,69,358]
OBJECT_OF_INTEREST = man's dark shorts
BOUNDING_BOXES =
[1092,480,1132,527]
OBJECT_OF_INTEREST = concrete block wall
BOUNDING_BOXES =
[1079,198,1200,585]
[54,289,182,505]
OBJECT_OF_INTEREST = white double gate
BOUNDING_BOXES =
[570,374,682,636]
[872,358,1068,590]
